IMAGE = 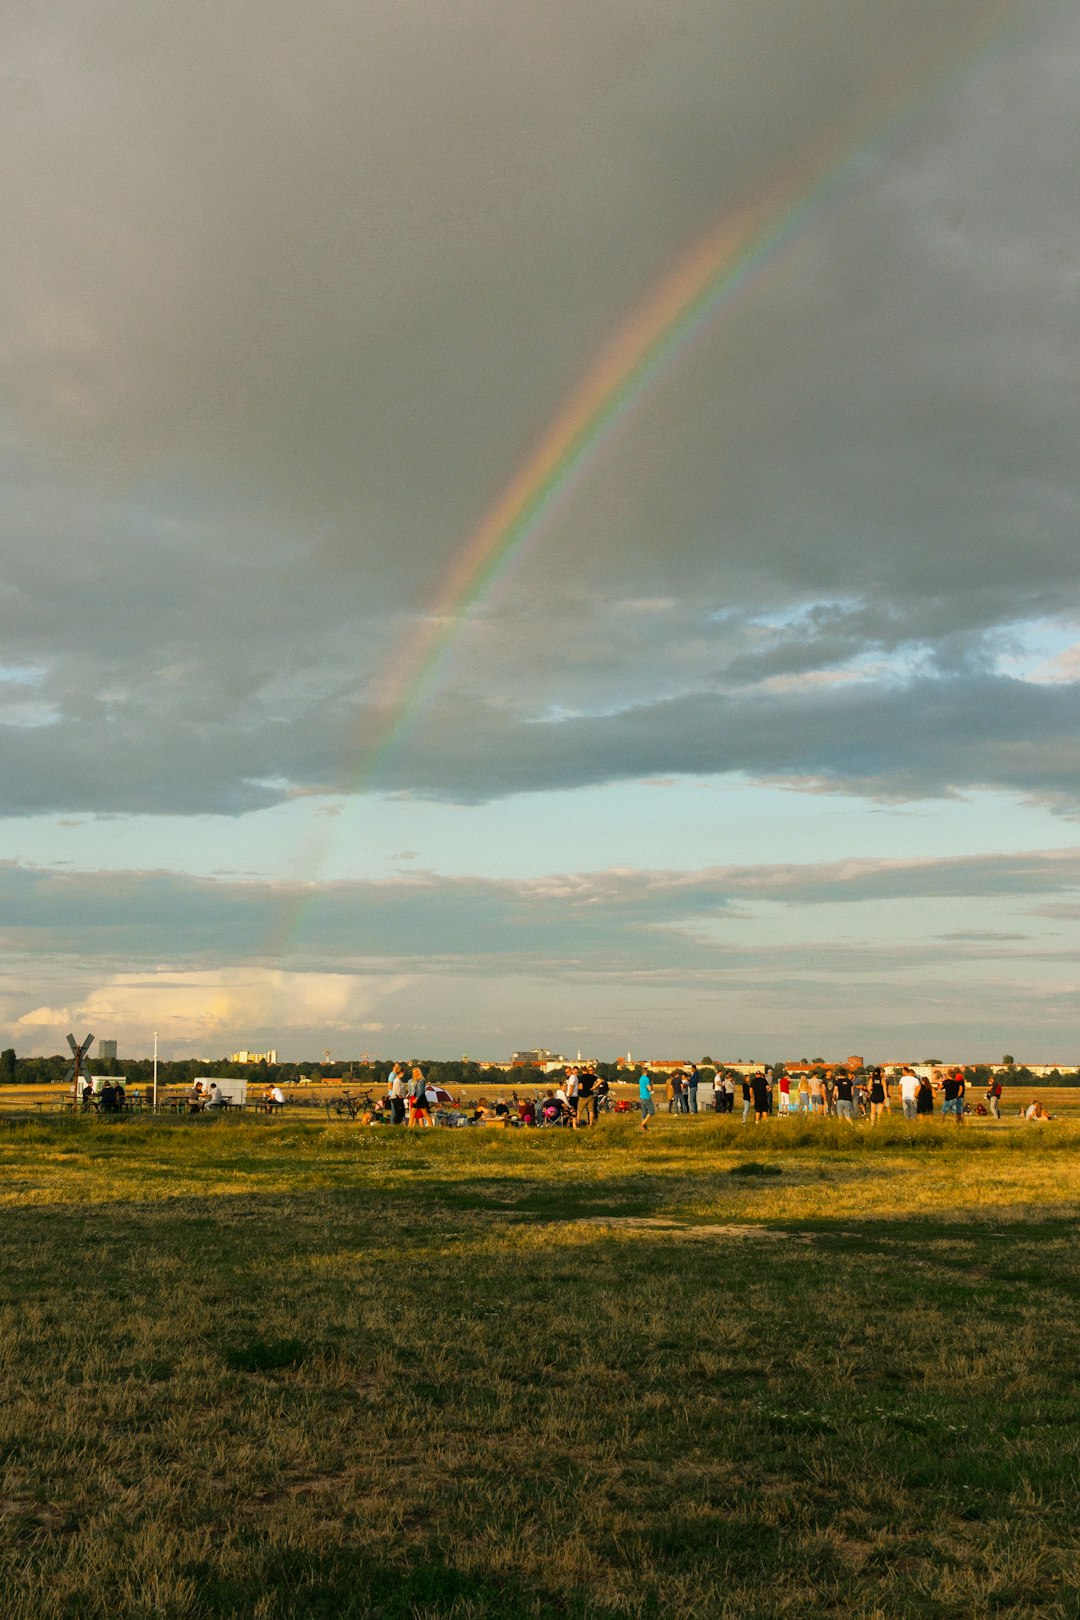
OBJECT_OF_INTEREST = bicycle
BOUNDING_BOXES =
[325,1089,376,1121]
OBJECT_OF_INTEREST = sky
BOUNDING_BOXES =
[3,0,1079,1064]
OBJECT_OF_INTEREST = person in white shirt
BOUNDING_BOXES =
[206,1082,226,1110]
[388,1065,407,1125]
[899,1070,919,1121]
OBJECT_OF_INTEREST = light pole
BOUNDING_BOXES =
[153,1031,158,1111]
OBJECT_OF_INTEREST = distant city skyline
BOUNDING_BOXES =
[3,0,1079,1060]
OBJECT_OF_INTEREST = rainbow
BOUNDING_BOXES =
[270,0,1034,953]
[348,0,1031,793]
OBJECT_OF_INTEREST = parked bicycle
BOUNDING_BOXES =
[325,1088,377,1121]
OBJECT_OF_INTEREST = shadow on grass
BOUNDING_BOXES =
[188,1544,623,1620]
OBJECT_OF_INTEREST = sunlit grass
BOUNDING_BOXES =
[1,1115,1078,1617]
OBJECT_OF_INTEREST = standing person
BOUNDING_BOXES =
[899,1068,919,1121]
[941,1068,965,1124]
[868,1067,887,1123]
[750,1070,770,1124]
[777,1070,791,1115]
[723,1071,736,1113]
[916,1074,934,1117]
[594,1072,610,1113]
[566,1068,580,1120]
[685,1065,699,1114]
[575,1070,596,1128]
[638,1067,655,1131]
[986,1074,1002,1119]
[809,1072,825,1115]
[665,1073,677,1114]
[740,1074,752,1124]
[674,1070,687,1114]
[388,1064,406,1125]
[796,1075,810,1114]
[712,1070,724,1112]
[833,1070,856,1123]
[408,1065,433,1128]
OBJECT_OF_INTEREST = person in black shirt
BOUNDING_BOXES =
[941,1069,965,1124]
[833,1071,856,1123]
[750,1071,770,1123]
[575,1072,596,1128]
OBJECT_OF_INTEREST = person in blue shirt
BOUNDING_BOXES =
[638,1068,655,1131]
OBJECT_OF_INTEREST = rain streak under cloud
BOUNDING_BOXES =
[3,0,1079,1060]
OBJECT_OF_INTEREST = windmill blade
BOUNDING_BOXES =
[64,1064,76,1085]
[78,1034,94,1059]
[67,1033,79,1055]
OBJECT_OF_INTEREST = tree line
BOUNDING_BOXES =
[2,1052,1078,1087]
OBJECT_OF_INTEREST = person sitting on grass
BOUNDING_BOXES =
[518,1096,536,1126]
[493,1098,509,1118]
[1025,1099,1051,1122]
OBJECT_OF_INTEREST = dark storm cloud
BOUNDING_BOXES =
[380,671,1080,807]
[0,0,1076,815]
[4,659,1080,817]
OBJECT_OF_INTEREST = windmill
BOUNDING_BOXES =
[65,1032,94,1099]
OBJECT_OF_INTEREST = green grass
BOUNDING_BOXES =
[1,1114,1079,1618]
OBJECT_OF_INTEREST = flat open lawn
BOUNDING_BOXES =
[2,1116,1078,1619]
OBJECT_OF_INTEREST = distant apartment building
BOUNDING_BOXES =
[511,1049,564,1068]
[98,1040,118,1064]
[229,1049,278,1065]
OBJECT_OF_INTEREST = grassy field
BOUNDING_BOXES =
[1,1113,1078,1619]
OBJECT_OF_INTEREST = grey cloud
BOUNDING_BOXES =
[4,662,1080,816]
[3,845,1078,971]
[0,1,1078,818]
[381,671,1080,807]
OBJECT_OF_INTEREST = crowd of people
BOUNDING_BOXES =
[72,1061,1056,1128]
[371,1063,617,1127]
[348,1060,1036,1132]
[632,1063,1032,1129]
